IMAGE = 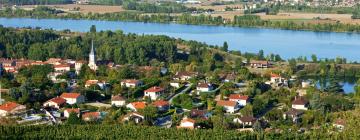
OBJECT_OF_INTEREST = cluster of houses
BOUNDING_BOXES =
[0,44,345,130]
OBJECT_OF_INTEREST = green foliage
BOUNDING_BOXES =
[66,112,84,125]
[123,1,194,13]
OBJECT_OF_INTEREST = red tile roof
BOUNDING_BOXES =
[65,108,80,114]
[54,64,70,68]
[229,94,249,100]
[270,73,280,78]
[334,119,346,126]
[153,100,169,107]
[130,102,146,109]
[47,97,66,105]
[85,80,99,86]
[217,100,237,107]
[111,95,125,101]
[82,112,100,119]
[292,97,309,105]
[60,93,81,99]
[144,86,164,93]
[239,116,257,123]
[0,102,22,112]
[197,83,211,88]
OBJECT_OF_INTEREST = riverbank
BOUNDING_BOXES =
[1,7,360,33]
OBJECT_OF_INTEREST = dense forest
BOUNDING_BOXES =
[1,7,360,33]
[122,1,196,13]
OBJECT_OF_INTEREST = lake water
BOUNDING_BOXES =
[1,18,360,61]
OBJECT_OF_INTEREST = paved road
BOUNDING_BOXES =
[168,83,193,103]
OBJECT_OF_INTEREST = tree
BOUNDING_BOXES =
[252,120,262,132]
[66,112,83,125]
[325,78,343,94]
[258,50,264,60]
[90,25,97,34]
[139,106,157,125]
[311,54,317,63]
[222,41,228,52]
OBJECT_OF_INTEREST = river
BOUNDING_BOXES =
[1,18,360,61]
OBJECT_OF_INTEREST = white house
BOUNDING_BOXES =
[196,83,213,93]
[75,60,85,74]
[64,108,80,118]
[178,117,196,129]
[60,93,85,105]
[170,81,181,88]
[126,102,146,112]
[174,71,196,81]
[85,80,99,88]
[229,94,249,106]
[216,100,239,113]
[144,86,164,100]
[111,95,126,107]
[43,97,66,109]
[0,102,26,117]
[292,97,309,110]
[82,112,102,121]
[54,64,71,73]
[333,119,346,130]
[233,116,257,127]
[122,112,144,124]
[121,79,143,88]
[250,60,270,68]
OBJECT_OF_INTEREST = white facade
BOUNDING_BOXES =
[144,92,160,100]
[75,62,84,74]
[88,40,97,71]
[64,109,80,118]
[229,99,247,107]
[43,101,61,109]
[120,81,142,88]
[63,96,85,105]
[180,121,194,128]
[223,105,239,113]
[292,104,308,110]
[170,82,181,88]
[111,100,126,107]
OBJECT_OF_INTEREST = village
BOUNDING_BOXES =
[0,40,348,132]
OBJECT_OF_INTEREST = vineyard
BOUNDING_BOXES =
[0,125,349,139]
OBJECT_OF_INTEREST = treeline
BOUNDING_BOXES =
[123,1,195,13]
[2,7,360,33]
[0,0,73,5]
[0,125,350,139]
[0,27,177,66]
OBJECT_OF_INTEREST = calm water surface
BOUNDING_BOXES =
[1,18,360,61]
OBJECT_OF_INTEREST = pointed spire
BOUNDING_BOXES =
[90,40,95,55]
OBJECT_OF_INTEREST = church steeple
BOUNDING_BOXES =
[88,40,97,71]
[90,40,95,56]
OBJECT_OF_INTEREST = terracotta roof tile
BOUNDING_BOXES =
[130,102,146,109]
[292,97,309,105]
[60,93,81,99]
[152,100,169,107]
[217,100,237,107]
[47,97,66,105]
[144,86,164,93]
[229,94,249,100]
[0,102,22,112]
